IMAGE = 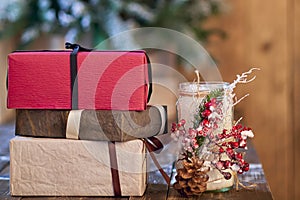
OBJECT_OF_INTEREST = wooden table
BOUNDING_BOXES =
[0,123,273,200]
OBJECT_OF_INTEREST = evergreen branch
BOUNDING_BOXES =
[206,88,224,100]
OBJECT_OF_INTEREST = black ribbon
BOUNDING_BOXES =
[65,42,93,52]
[68,43,78,109]
[65,42,152,109]
[145,54,152,103]
[65,42,93,109]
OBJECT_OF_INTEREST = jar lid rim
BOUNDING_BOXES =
[179,82,229,93]
[179,81,229,85]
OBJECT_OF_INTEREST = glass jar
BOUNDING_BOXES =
[176,82,234,192]
[177,82,233,132]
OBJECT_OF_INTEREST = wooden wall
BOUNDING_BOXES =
[0,40,15,124]
[292,1,300,199]
[205,0,299,199]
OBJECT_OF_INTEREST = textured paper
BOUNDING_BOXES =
[10,136,147,196]
[7,51,149,110]
[15,105,167,141]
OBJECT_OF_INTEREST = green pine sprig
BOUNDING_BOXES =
[206,88,224,101]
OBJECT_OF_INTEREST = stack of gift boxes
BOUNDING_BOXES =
[7,44,168,196]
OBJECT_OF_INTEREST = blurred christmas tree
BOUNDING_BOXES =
[0,0,226,48]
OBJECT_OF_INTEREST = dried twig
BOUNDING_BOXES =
[228,68,260,106]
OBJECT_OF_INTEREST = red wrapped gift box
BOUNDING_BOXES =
[7,47,151,110]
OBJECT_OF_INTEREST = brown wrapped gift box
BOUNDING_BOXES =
[10,136,147,196]
[16,105,167,141]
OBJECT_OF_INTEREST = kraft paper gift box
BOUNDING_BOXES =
[15,105,167,142]
[7,44,151,110]
[10,136,147,196]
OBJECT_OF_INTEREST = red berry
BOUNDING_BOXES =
[242,162,249,171]
[235,153,243,160]
[202,119,210,127]
[211,98,217,104]
[239,159,245,166]
[202,109,212,118]
[205,101,212,108]
[226,147,233,155]
[243,166,250,172]
[231,142,239,149]
[178,119,186,126]
[238,169,243,174]
[216,161,224,170]
[219,148,225,153]
[222,172,232,180]
[224,160,231,168]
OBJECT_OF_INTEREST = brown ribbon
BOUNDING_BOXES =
[143,137,171,185]
[107,137,171,196]
[144,137,163,153]
[108,142,122,196]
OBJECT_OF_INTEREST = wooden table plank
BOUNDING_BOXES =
[0,122,13,200]
[0,164,19,200]
[168,185,273,200]
[0,123,273,200]
[0,180,14,199]
[0,122,14,172]
[167,163,273,200]
[130,165,174,200]
[20,197,128,200]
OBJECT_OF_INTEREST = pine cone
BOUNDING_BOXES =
[173,157,210,196]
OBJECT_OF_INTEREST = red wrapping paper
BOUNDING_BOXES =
[7,51,150,110]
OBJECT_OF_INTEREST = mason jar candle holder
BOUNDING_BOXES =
[174,82,234,194]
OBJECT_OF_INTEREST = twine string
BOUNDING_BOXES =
[233,171,257,190]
